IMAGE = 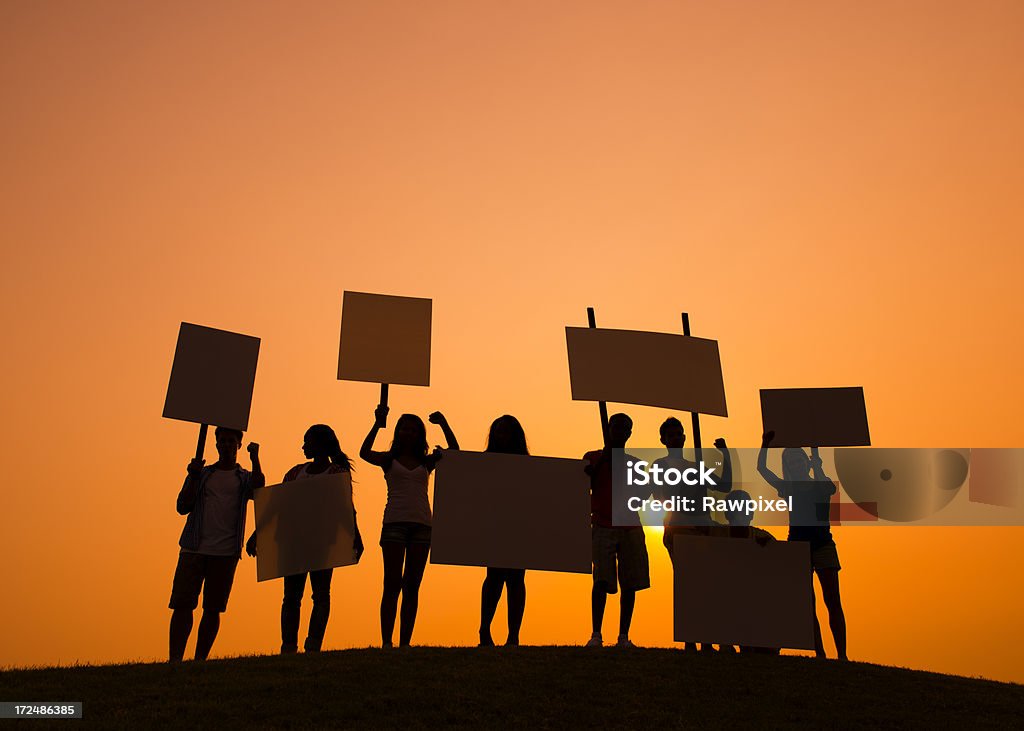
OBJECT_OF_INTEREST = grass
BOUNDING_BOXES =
[1,646,1021,728]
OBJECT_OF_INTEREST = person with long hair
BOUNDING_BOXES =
[246,424,362,653]
[757,431,847,660]
[360,406,459,647]
[479,415,530,647]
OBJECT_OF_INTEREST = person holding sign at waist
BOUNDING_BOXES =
[245,424,363,654]
[361,406,459,647]
[478,415,531,647]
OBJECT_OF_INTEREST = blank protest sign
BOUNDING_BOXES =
[162,322,260,431]
[431,450,592,573]
[565,327,728,416]
[674,534,815,650]
[338,291,431,386]
[254,472,358,582]
[760,387,870,447]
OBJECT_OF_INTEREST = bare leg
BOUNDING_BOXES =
[811,581,826,658]
[479,568,503,646]
[591,583,608,635]
[817,568,847,660]
[380,543,405,647]
[619,589,636,638]
[169,608,193,662]
[194,610,221,660]
[505,570,526,646]
[398,543,430,646]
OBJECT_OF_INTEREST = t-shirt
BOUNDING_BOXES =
[584,448,642,529]
[191,468,243,556]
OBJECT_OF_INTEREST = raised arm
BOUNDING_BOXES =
[757,431,785,493]
[359,405,392,467]
[176,458,205,515]
[429,411,459,450]
[809,447,837,495]
[247,442,265,491]
[710,437,733,493]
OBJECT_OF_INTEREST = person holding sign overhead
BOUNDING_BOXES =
[758,431,848,660]
[361,406,459,647]
[655,417,733,652]
[245,424,363,654]
[584,412,650,648]
[169,427,264,662]
[478,415,531,647]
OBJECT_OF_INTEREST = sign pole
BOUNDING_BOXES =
[587,307,610,440]
[195,423,209,461]
[379,383,390,427]
[681,313,703,451]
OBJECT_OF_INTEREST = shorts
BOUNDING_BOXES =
[169,551,239,613]
[380,521,432,547]
[592,525,650,595]
[810,542,842,571]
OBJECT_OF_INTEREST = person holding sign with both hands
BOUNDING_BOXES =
[758,430,847,660]
[361,406,459,647]
[246,424,363,654]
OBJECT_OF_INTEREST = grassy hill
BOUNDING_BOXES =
[1,646,1020,728]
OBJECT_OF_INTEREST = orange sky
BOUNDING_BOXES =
[1,1,1022,683]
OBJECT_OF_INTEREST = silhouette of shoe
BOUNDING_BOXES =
[585,636,603,647]
[616,638,637,648]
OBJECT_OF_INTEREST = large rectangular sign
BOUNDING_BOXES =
[431,450,591,573]
[338,291,431,386]
[253,472,358,582]
[674,534,815,650]
[162,322,260,431]
[760,387,870,447]
[565,327,728,416]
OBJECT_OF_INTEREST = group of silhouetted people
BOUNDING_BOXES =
[168,410,847,662]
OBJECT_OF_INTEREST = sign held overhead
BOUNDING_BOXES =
[565,327,728,416]
[760,387,870,447]
[338,291,431,387]
[162,322,260,432]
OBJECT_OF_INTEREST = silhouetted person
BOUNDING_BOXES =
[758,431,847,660]
[655,417,733,652]
[478,415,530,647]
[246,425,362,653]
[711,489,780,656]
[584,413,649,648]
[361,407,459,647]
[169,427,264,662]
